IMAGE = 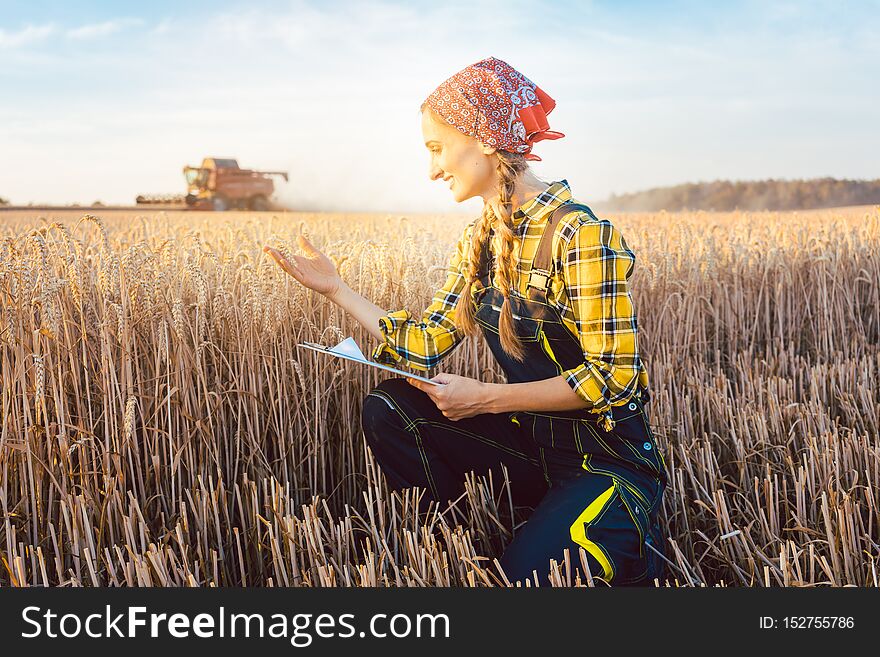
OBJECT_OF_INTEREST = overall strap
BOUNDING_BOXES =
[478,228,494,278]
[528,202,594,291]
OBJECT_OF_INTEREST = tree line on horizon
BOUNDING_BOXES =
[597,177,880,212]
[5,177,880,213]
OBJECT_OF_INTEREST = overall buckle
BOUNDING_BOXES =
[528,271,550,290]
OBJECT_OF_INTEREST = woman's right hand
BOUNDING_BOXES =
[263,235,342,298]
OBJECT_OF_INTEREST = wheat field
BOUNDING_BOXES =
[0,205,878,587]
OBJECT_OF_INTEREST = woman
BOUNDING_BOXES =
[265,56,669,587]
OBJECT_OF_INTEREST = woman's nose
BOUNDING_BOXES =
[429,164,444,181]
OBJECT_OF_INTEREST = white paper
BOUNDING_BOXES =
[296,337,442,385]
[327,336,367,361]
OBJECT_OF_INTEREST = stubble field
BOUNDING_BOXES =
[1,205,878,587]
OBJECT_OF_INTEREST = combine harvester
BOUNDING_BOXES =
[136,157,289,210]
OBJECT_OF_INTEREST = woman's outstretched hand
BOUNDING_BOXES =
[263,235,342,298]
[407,373,491,421]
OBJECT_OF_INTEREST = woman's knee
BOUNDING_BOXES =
[361,378,414,440]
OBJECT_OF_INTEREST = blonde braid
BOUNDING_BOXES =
[492,152,529,362]
[453,151,529,362]
[453,204,492,336]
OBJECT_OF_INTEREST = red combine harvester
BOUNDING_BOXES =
[136,157,289,210]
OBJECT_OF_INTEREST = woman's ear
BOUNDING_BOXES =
[479,142,497,156]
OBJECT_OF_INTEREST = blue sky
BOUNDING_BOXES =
[1,0,878,212]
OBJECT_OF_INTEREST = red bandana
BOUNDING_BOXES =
[424,56,565,161]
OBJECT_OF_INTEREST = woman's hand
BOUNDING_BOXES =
[263,235,342,298]
[407,373,492,421]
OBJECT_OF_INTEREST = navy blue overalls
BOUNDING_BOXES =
[361,202,669,586]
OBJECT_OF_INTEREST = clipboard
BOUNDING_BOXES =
[297,339,442,386]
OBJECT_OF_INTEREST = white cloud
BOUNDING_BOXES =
[66,18,144,40]
[0,24,55,48]
[151,19,174,36]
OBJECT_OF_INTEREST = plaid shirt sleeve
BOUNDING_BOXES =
[559,217,643,426]
[370,223,472,372]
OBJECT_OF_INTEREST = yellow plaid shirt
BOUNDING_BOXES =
[371,179,649,428]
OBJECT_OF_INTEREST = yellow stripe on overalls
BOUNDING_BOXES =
[538,330,564,375]
[569,483,616,582]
